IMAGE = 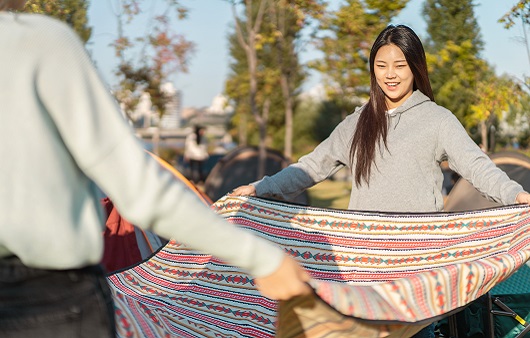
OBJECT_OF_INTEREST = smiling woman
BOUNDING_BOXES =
[229,24,530,338]
[230,24,530,211]
[373,44,414,108]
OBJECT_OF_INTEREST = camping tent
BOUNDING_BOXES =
[444,151,530,212]
[442,151,530,337]
[203,146,309,204]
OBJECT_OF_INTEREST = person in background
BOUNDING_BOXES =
[184,125,209,184]
[231,24,530,338]
[0,1,310,337]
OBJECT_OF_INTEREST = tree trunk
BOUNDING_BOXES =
[239,111,247,146]
[480,119,488,153]
[280,74,293,161]
[258,98,270,179]
[489,125,496,154]
[272,2,294,162]
[232,0,269,174]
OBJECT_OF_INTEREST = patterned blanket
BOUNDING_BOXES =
[108,196,530,337]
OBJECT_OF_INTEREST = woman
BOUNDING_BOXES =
[231,24,530,337]
[184,125,209,184]
[232,24,530,210]
[0,2,309,337]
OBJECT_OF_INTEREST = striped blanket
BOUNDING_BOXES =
[108,196,530,337]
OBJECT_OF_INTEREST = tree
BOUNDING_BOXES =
[425,40,488,122]
[423,0,483,53]
[229,0,272,178]
[269,0,325,160]
[468,74,524,152]
[310,0,409,120]
[499,0,530,28]
[500,1,530,92]
[498,1,530,150]
[110,0,195,155]
[23,0,91,43]
[422,0,485,123]
[226,1,319,176]
[293,97,345,157]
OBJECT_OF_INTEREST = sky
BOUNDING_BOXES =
[87,0,528,109]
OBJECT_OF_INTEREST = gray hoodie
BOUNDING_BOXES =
[253,90,523,212]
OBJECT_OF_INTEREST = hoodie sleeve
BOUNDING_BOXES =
[253,111,357,200]
[35,17,284,278]
[439,113,523,205]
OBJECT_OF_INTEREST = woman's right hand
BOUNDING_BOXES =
[254,255,312,300]
[229,185,256,196]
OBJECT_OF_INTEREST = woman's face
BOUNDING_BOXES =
[374,44,414,109]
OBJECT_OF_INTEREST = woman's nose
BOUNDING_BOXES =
[386,69,396,78]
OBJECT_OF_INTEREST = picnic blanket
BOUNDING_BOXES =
[107,196,530,337]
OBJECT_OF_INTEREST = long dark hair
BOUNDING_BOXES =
[349,24,434,186]
[194,125,205,144]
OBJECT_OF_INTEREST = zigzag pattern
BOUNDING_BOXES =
[108,196,530,337]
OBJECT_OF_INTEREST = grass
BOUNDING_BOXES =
[307,179,351,210]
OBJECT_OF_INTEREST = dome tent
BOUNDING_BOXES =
[442,151,530,338]
[203,145,309,204]
[444,151,530,212]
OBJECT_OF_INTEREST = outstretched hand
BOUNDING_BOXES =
[228,185,256,197]
[254,255,312,301]
[516,192,530,205]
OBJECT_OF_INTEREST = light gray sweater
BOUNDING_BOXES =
[254,91,523,212]
[0,13,283,277]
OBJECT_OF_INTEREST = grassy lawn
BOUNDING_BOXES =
[307,179,351,210]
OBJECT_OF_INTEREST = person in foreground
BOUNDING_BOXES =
[0,1,310,337]
[231,24,530,338]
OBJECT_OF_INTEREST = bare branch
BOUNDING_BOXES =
[231,3,250,52]
[253,0,269,34]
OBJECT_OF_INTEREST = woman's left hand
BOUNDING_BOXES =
[516,192,530,205]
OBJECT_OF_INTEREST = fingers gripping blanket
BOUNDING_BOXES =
[107,196,530,337]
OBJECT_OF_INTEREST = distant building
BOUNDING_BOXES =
[159,82,182,130]
[130,82,182,129]
[206,94,234,115]
[133,92,152,128]
[181,94,233,129]
[133,92,234,151]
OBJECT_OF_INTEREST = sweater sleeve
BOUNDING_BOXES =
[254,112,355,200]
[440,113,523,205]
[35,19,284,278]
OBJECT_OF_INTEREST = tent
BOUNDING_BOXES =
[203,146,309,205]
[444,151,530,212]
[442,151,530,337]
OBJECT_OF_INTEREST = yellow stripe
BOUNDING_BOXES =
[515,315,527,326]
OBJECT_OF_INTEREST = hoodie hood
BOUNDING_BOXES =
[353,90,432,116]
[390,90,431,116]
[387,90,431,129]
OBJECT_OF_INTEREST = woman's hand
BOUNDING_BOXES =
[228,185,256,196]
[516,192,530,205]
[254,255,312,300]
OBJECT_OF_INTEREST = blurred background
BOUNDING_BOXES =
[21,0,530,207]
